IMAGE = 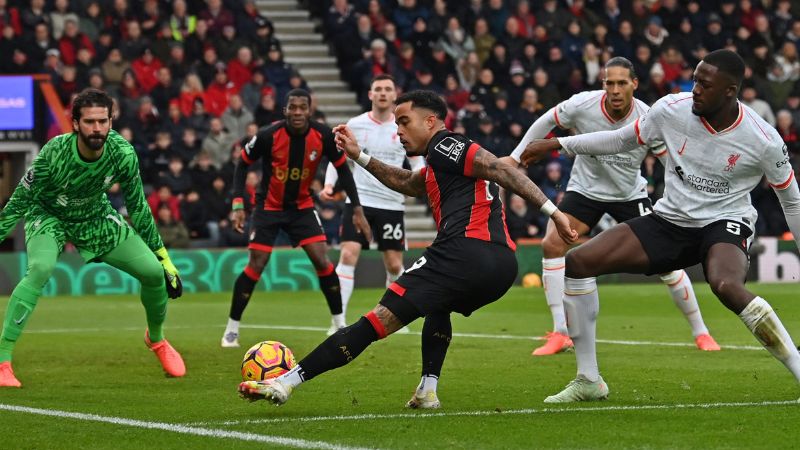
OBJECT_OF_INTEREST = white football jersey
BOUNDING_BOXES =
[635,93,793,228]
[332,112,410,210]
[512,90,662,202]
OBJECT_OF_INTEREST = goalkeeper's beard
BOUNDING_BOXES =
[79,130,108,151]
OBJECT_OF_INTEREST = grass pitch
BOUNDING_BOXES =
[1,283,800,449]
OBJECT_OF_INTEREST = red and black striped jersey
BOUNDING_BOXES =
[236,120,347,211]
[421,130,516,250]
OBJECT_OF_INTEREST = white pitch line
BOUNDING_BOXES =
[0,403,375,450]
[188,399,799,427]
[25,323,766,351]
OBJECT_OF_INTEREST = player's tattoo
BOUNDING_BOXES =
[471,148,550,209]
[363,158,426,197]
[372,304,406,335]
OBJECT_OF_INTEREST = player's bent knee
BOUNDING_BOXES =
[707,275,744,301]
[26,259,56,286]
[542,233,568,258]
[138,259,166,287]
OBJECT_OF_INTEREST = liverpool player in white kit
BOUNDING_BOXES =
[321,74,424,334]
[505,57,719,355]
[522,49,800,402]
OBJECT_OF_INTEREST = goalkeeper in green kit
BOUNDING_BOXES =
[0,89,186,387]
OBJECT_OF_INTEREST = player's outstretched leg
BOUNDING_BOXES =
[101,235,185,377]
[659,270,720,351]
[533,257,573,356]
[544,277,608,403]
[223,249,270,347]
[407,312,450,409]
[332,262,355,335]
[239,304,411,405]
[385,257,410,335]
[0,235,59,387]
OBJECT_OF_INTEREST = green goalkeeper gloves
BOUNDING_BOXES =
[155,247,183,299]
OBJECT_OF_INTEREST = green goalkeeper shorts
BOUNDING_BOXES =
[25,205,135,261]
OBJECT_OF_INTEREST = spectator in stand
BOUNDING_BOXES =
[702,13,727,52]
[537,0,571,41]
[407,67,443,94]
[472,17,495,66]
[485,42,511,86]
[120,20,149,61]
[641,63,671,104]
[427,0,448,38]
[131,48,162,94]
[20,0,48,35]
[181,189,210,241]
[487,90,514,131]
[366,0,389,35]
[162,100,188,144]
[337,13,378,73]
[512,0,536,39]
[501,16,526,60]
[151,22,178,63]
[203,175,231,245]
[204,63,235,117]
[186,97,212,141]
[0,0,22,38]
[408,16,433,57]
[55,65,79,104]
[443,73,469,111]
[179,73,206,117]
[439,16,474,63]
[106,0,134,42]
[195,45,221,87]
[582,43,602,88]
[128,95,160,147]
[169,0,196,42]
[253,89,282,126]
[609,20,636,62]
[237,0,270,42]
[514,87,543,127]
[150,67,179,115]
[159,156,193,196]
[326,0,357,46]
[263,43,294,104]
[216,24,246,62]
[221,94,253,139]
[457,50,481,88]
[505,194,543,241]
[541,160,567,204]
[228,46,257,91]
[657,45,686,84]
[156,204,191,249]
[395,41,422,89]
[393,0,428,40]
[240,69,269,112]
[200,0,235,37]
[189,150,218,194]
[428,43,457,87]
[776,109,800,157]
[49,0,76,41]
[251,16,279,61]
[287,70,310,93]
[102,48,130,89]
[381,21,401,55]
[474,114,510,157]
[58,17,94,66]
[23,22,57,73]
[457,93,485,137]
[184,19,211,62]
[741,83,776,126]
[141,129,174,183]
[175,127,202,164]
[471,68,500,108]
[354,39,399,100]
[202,117,234,168]
[561,20,587,66]
[148,184,182,220]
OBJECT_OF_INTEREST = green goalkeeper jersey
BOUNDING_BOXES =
[0,130,163,253]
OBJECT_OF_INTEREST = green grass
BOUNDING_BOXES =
[2,283,800,449]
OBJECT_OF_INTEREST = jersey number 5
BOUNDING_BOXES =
[726,222,741,235]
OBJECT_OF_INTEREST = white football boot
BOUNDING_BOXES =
[239,379,293,405]
[544,375,609,403]
[406,390,441,409]
[220,331,240,348]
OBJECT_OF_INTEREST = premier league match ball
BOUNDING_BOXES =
[241,340,297,381]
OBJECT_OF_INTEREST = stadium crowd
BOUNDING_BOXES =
[1,0,799,246]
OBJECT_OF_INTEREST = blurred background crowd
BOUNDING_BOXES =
[2,0,799,247]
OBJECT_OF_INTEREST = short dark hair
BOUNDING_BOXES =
[395,90,447,120]
[72,88,113,120]
[285,88,311,105]
[370,73,396,88]
[605,56,637,79]
[702,49,745,87]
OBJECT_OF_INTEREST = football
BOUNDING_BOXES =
[241,340,297,381]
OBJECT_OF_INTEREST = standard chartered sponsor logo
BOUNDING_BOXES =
[685,174,730,194]
[596,154,634,168]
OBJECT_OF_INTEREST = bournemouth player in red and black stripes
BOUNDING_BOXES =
[238,90,577,408]
[221,89,371,347]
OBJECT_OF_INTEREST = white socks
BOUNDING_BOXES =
[225,318,240,335]
[564,277,600,382]
[336,263,355,318]
[416,374,439,394]
[660,270,709,337]
[739,296,800,382]
[331,313,346,329]
[542,257,568,334]
[277,365,305,389]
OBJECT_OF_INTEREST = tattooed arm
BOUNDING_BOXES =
[361,158,426,197]
[470,148,578,243]
[333,124,426,197]
[471,148,550,209]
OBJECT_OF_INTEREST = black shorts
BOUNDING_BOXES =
[248,208,327,251]
[378,238,518,323]
[627,213,753,275]
[558,191,653,229]
[340,204,406,251]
